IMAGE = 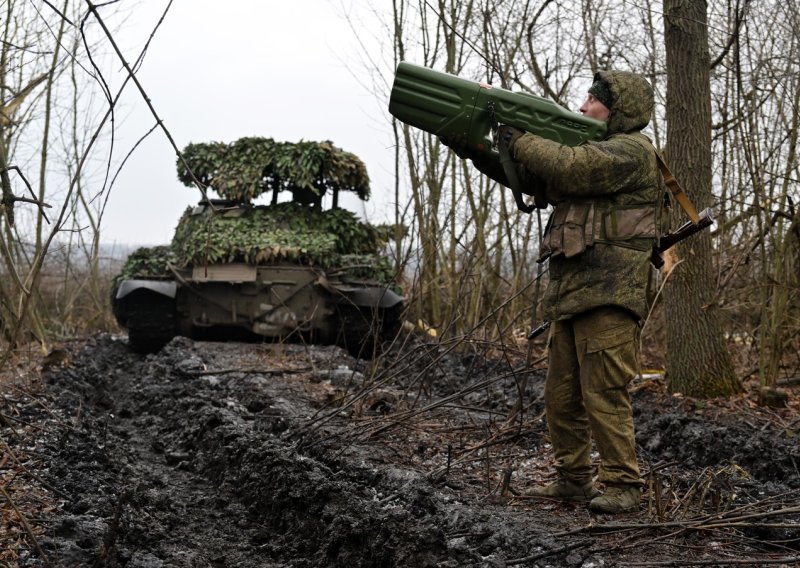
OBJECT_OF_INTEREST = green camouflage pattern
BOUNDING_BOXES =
[113,202,398,290]
[178,138,371,202]
[510,70,660,320]
[170,203,388,267]
[596,70,654,135]
[111,246,177,289]
[112,136,403,355]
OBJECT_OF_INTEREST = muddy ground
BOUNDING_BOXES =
[2,333,800,567]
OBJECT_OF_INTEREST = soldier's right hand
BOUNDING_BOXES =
[439,134,470,160]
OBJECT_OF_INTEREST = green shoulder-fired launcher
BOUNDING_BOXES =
[388,61,715,273]
[388,62,607,160]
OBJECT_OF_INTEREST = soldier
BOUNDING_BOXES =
[441,71,662,513]
[491,71,665,513]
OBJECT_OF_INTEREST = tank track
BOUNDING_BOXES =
[337,304,402,359]
[124,294,178,353]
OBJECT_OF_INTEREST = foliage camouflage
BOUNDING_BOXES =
[115,136,398,293]
[110,246,176,300]
[177,138,370,202]
[113,246,176,283]
[171,202,387,264]
[116,203,398,287]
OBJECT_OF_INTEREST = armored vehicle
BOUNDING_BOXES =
[111,138,404,357]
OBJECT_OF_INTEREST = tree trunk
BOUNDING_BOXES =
[663,0,739,397]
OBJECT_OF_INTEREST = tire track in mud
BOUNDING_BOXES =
[24,335,800,567]
[41,338,279,566]
[35,337,552,567]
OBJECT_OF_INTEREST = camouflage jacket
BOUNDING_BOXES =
[509,70,664,321]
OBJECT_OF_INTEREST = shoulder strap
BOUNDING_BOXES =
[612,133,702,224]
[655,153,700,224]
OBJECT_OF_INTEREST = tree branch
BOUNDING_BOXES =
[710,0,750,70]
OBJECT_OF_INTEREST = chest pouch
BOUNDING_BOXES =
[601,206,657,250]
[538,201,596,262]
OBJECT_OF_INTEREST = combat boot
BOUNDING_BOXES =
[526,479,600,502]
[589,485,641,513]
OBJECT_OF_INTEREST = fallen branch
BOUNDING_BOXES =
[427,412,545,480]
[506,539,593,565]
[362,363,543,442]
[298,280,541,446]
[0,412,20,438]
[6,384,67,427]
[184,366,311,377]
[93,490,129,567]
[552,504,800,537]
[620,557,800,567]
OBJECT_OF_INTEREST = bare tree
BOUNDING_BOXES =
[707,0,800,389]
[663,0,739,396]
[0,1,162,358]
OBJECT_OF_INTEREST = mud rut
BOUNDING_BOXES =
[8,334,800,567]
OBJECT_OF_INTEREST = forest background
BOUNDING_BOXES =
[0,0,798,399]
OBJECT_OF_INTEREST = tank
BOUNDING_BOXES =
[111,138,404,358]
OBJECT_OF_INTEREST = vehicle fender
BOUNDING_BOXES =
[335,286,404,309]
[115,279,178,300]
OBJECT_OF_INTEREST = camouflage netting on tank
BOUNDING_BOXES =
[114,246,177,282]
[115,203,396,285]
[177,138,370,202]
[171,202,387,264]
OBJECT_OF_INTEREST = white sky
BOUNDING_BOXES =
[102,0,395,246]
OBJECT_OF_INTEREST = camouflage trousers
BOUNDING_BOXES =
[544,306,643,487]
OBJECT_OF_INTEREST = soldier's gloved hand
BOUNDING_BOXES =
[439,134,470,160]
[497,125,525,151]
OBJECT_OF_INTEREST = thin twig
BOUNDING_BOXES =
[0,165,52,222]
[6,384,67,427]
[85,0,210,201]
[551,505,800,537]
[298,278,542,446]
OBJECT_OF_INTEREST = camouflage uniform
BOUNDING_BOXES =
[508,71,664,490]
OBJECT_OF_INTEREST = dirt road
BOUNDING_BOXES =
[3,335,799,566]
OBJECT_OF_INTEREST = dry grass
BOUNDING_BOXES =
[0,347,61,567]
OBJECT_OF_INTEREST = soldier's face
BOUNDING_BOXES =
[579,94,610,121]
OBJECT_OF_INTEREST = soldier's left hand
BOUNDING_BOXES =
[497,125,525,150]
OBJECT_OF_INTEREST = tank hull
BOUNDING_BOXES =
[113,263,403,358]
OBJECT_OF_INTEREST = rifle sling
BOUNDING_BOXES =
[656,153,700,224]
[498,141,535,214]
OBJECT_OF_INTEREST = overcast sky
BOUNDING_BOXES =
[102,0,394,246]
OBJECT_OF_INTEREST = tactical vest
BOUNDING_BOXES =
[537,134,668,263]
